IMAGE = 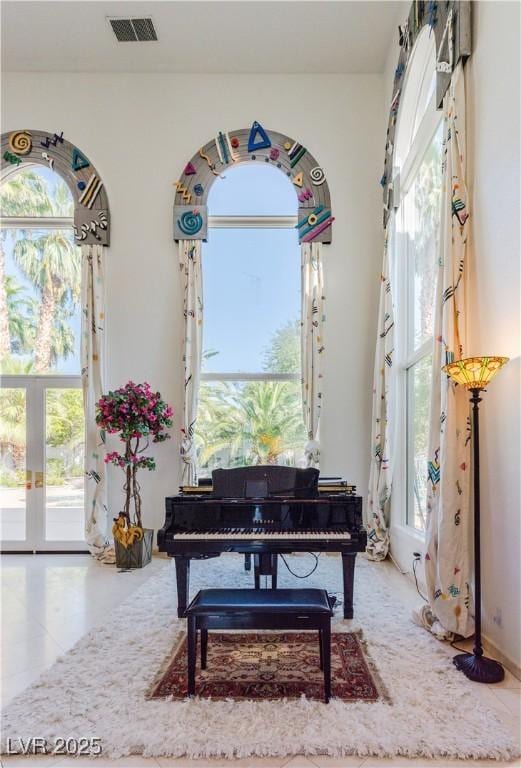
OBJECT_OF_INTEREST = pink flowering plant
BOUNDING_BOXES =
[96,381,173,533]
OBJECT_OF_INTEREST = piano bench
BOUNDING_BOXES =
[185,588,333,703]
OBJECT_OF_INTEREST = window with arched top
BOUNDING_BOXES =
[394,28,437,170]
[0,166,85,547]
[393,26,443,533]
[196,163,306,472]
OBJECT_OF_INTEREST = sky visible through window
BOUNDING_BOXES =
[203,164,299,374]
[207,163,298,216]
[202,228,300,373]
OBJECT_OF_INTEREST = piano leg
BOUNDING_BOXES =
[271,554,278,589]
[341,553,356,619]
[174,556,191,618]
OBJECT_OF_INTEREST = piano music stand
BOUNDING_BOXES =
[245,480,268,498]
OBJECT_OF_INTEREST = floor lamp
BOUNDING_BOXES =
[442,355,509,684]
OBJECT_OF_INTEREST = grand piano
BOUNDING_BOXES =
[157,466,367,619]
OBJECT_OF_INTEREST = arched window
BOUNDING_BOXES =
[393,27,443,533]
[0,166,85,547]
[196,163,306,472]
[394,28,438,170]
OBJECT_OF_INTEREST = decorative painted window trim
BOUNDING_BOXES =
[1,129,110,246]
[381,0,471,225]
[172,122,333,244]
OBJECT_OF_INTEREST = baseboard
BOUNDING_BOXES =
[153,549,170,559]
[0,549,90,555]
[482,632,521,681]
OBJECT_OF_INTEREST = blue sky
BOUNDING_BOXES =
[207,163,298,215]
[202,164,300,373]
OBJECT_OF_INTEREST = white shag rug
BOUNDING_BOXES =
[1,554,519,761]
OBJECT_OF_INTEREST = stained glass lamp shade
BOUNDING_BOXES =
[442,356,509,390]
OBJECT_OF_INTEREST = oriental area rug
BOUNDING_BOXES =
[1,555,519,761]
[148,631,384,701]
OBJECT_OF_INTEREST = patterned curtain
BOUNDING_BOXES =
[300,242,325,467]
[423,62,473,638]
[179,239,203,485]
[366,228,395,560]
[81,244,114,563]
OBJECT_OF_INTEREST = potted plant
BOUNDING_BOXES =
[96,381,173,569]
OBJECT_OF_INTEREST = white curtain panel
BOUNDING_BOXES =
[179,239,203,485]
[423,62,473,638]
[300,242,325,467]
[81,244,114,563]
[366,229,395,560]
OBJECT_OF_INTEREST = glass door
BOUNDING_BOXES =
[44,383,85,544]
[0,384,29,544]
[0,376,85,551]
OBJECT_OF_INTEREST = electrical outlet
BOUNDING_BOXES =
[493,608,502,627]
[413,551,422,560]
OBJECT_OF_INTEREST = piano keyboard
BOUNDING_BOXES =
[175,529,351,540]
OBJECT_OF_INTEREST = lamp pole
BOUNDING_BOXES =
[452,387,504,683]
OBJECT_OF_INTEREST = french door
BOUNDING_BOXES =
[0,375,86,552]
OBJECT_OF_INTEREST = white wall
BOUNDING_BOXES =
[383,2,521,670]
[465,0,521,671]
[2,73,384,533]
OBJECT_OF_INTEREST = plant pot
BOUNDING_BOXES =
[114,528,153,569]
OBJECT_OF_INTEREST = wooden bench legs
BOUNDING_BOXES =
[321,624,331,702]
[200,628,208,670]
[187,623,208,692]
[187,615,197,697]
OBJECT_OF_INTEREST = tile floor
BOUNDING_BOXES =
[1,554,519,768]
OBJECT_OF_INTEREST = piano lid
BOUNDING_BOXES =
[211,465,319,499]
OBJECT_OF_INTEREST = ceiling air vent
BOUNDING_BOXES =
[108,17,158,42]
